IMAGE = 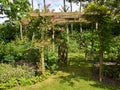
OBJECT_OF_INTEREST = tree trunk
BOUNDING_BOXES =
[63,0,66,12]
[70,0,72,12]
[79,1,82,33]
[79,0,82,12]
[32,0,33,10]
[43,0,46,13]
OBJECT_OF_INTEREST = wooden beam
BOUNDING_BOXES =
[30,12,88,24]
[52,19,89,24]
[30,12,84,17]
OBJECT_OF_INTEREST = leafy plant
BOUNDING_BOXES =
[24,48,40,63]
[3,54,15,63]
[0,64,51,89]
[45,51,58,73]
[0,64,35,83]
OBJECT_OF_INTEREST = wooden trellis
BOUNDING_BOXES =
[30,12,88,24]
[30,12,88,66]
[58,41,68,65]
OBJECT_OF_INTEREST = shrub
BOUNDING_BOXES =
[3,54,15,63]
[0,63,35,83]
[0,42,5,63]
[103,65,120,80]
[0,40,41,63]
[0,41,30,62]
[24,48,40,63]
[0,65,51,89]
[45,51,58,73]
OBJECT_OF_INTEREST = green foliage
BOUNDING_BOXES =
[112,15,120,36]
[0,64,51,90]
[0,0,30,20]
[85,2,109,14]
[0,40,31,62]
[24,48,40,63]
[85,2,110,23]
[45,51,58,72]
[103,65,120,80]
[69,38,79,53]
[24,16,52,40]
[105,36,120,61]
[0,23,18,42]
[0,41,5,60]
[3,54,15,63]
[0,39,41,63]
[98,16,112,52]
[85,2,112,63]
[79,31,92,49]
[0,64,35,83]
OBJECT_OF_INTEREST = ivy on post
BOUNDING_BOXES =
[84,2,111,82]
[41,26,45,73]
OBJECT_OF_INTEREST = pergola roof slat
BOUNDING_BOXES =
[30,12,88,24]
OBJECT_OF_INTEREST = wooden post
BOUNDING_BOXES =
[32,32,35,42]
[66,24,69,43]
[96,22,98,30]
[63,0,66,12]
[91,28,94,60]
[97,22,103,82]
[41,27,45,73]
[41,0,46,72]
[52,26,55,52]
[99,48,103,82]
[20,23,23,41]
[70,0,72,12]
[79,0,82,13]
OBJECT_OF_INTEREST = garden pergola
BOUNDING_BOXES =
[30,12,88,24]
[30,11,89,69]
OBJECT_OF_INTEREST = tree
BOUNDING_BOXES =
[105,0,120,36]
[0,0,30,40]
[59,0,69,12]
[68,0,73,12]
[43,0,46,12]
[0,0,30,20]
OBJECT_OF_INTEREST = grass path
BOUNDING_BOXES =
[9,56,120,90]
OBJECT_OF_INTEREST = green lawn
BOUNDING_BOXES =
[9,54,120,90]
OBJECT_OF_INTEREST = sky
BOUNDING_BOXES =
[0,0,80,23]
[33,0,80,12]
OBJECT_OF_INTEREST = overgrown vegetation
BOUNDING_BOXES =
[0,0,120,89]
